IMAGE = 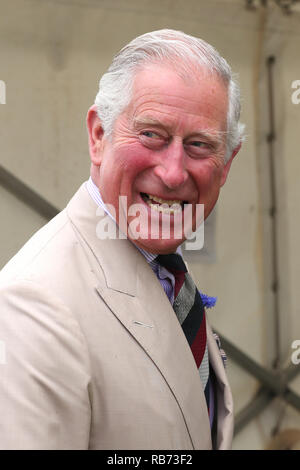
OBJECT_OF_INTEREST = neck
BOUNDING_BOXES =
[90,165,100,187]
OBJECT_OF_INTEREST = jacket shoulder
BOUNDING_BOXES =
[0,208,77,285]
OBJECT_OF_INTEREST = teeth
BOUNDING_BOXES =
[149,202,182,214]
[147,194,183,206]
[141,193,184,213]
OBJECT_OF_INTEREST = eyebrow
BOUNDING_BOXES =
[133,117,169,129]
[133,116,227,146]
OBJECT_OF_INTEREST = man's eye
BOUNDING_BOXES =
[142,131,160,139]
[139,131,166,149]
[189,141,207,147]
[184,140,213,158]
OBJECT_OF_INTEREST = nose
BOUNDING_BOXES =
[154,139,188,189]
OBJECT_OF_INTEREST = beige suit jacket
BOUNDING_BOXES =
[0,183,233,450]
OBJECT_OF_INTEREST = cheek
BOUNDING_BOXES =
[207,166,224,186]
[192,162,224,197]
[119,142,154,173]
[206,159,225,180]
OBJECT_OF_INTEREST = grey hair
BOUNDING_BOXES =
[94,29,245,161]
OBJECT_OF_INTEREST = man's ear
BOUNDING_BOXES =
[220,142,241,187]
[86,104,105,166]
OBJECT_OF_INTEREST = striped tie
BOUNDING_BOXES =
[156,253,210,399]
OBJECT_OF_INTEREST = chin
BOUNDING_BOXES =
[131,236,183,255]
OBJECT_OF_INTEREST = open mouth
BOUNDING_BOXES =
[140,193,188,214]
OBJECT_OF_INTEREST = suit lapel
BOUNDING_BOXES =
[67,183,212,449]
[207,322,234,449]
[97,254,212,449]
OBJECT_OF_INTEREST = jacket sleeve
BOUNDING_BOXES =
[0,279,91,449]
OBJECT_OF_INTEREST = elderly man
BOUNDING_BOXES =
[0,29,243,450]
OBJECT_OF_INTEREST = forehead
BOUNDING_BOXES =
[126,64,228,133]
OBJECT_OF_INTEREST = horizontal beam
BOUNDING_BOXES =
[234,384,300,436]
[284,387,300,411]
[234,387,275,436]
[216,331,300,435]
[281,362,300,384]
[215,330,300,394]
[0,164,59,220]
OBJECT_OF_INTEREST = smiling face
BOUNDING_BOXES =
[88,64,238,254]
